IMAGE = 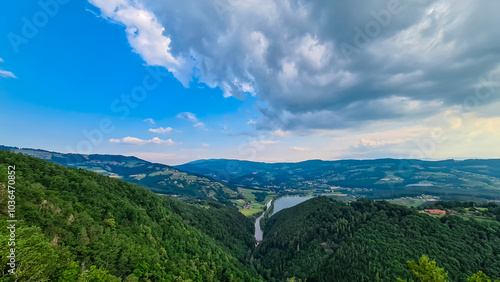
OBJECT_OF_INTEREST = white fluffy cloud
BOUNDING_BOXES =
[88,0,192,85]
[176,112,206,128]
[149,127,172,134]
[289,146,310,151]
[109,136,176,145]
[0,58,17,79]
[0,70,16,79]
[143,118,155,125]
[271,130,293,137]
[176,112,198,122]
[248,140,279,149]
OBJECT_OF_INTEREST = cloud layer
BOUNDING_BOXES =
[109,136,176,145]
[90,0,500,131]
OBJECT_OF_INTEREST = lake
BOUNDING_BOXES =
[406,183,434,187]
[254,196,313,242]
[270,196,313,216]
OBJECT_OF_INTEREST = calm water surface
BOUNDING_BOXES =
[271,196,313,216]
[254,196,313,241]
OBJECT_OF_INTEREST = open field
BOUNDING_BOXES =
[234,188,277,217]
[388,198,429,207]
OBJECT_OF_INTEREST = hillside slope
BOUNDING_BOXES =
[177,158,500,202]
[0,150,261,281]
[0,146,242,204]
[2,149,499,281]
[253,197,500,281]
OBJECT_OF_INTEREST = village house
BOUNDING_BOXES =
[424,209,447,216]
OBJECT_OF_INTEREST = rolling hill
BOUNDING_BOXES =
[0,149,260,281]
[176,158,500,202]
[1,150,499,281]
[0,146,242,204]
[253,197,500,281]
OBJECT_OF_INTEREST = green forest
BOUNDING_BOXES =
[253,197,500,281]
[0,146,242,204]
[177,158,500,202]
[0,150,260,281]
[1,150,499,281]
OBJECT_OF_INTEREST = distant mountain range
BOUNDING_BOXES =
[176,158,500,202]
[2,145,498,281]
[3,145,500,203]
[0,145,241,203]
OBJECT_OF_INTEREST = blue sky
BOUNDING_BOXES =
[1,0,500,164]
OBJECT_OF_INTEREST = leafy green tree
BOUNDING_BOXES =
[286,277,305,281]
[58,261,80,281]
[104,218,116,229]
[0,224,59,281]
[467,271,500,282]
[78,266,120,282]
[406,256,448,282]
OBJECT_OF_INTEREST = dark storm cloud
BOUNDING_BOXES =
[106,0,500,130]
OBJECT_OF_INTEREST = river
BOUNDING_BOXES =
[254,196,313,242]
[254,213,264,242]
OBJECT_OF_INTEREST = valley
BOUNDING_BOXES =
[0,146,243,204]
[3,1,500,280]
[1,148,499,281]
[3,146,500,220]
[178,158,500,204]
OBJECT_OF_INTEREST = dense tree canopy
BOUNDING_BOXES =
[1,150,499,281]
[0,150,260,281]
[253,197,500,281]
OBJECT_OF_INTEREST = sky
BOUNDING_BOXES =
[1,0,500,165]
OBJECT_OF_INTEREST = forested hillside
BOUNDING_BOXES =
[253,197,500,281]
[0,150,260,281]
[178,159,500,202]
[0,146,242,204]
[2,150,500,281]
